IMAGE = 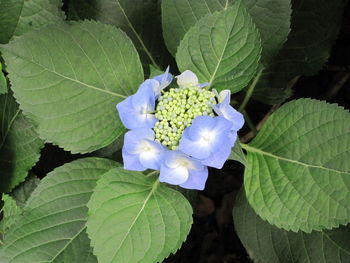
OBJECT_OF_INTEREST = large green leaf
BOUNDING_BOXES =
[0,93,44,193]
[87,169,193,263]
[0,0,64,44]
[162,0,233,56]
[162,0,291,64]
[1,21,144,154]
[253,0,347,104]
[242,99,350,232]
[233,190,350,263]
[68,0,170,69]
[0,157,116,263]
[176,1,261,93]
[243,0,291,64]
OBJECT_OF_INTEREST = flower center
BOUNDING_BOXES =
[153,86,217,149]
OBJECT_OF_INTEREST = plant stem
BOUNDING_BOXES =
[242,110,257,135]
[239,67,263,112]
[240,104,280,143]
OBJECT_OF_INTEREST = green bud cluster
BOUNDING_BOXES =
[154,86,217,149]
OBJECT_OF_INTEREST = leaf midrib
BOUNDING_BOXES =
[241,143,350,175]
[111,179,160,261]
[0,108,20,149]
[208,2,240,86]
[3,50,127,99]
[114,0,160,69]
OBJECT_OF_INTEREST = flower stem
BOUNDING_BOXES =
[239,67,263,112]
[242,110,257,134]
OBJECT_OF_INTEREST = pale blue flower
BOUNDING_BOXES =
[117,69,244,191]
[160,150,208,190]
[116,68,173,129]
[117,79,158,129]
[122,128,166,171]
[213,90,244,145]
[152,66,173,97]
[213,90,244,131]
[179,116,233,169]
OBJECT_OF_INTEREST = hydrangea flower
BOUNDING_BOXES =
[117,69,244,190]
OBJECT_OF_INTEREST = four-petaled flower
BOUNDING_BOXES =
[116,69,244,190]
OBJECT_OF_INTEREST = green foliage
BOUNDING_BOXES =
[162,0,291,65]
[176,1,261,93]
[0,194,21,241]
[243,0,291,64]
[253,0,347,104]
[234,190,350,263]
[0,63,7,94]
[242,99,350,232]
[0,93,44,193]
[11,175,40,207]
[162,0,232,56]
[0,0,64,44]
[229,141,247,166]
[1,20,144,154]
[68,0,170,69]
[87,169,193,263]
[0,157,116,263]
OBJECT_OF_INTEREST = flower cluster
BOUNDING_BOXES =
[117,68,244,190]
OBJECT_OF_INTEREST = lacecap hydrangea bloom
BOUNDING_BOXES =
[117,68,244,190]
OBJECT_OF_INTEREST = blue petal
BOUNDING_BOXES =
[116,88,157,129]
[228,131,238,146]
[187,116,216,140]
[123,129,154,154]
[139,140,166,170]
[132,80,156,109]
[179,129,212,159]
[153,66,173,94]
[122,148,146,171]
[159,165,189,185]
[116,96,138,130]
[179,116,232,159]
[160,151,200,185]
[180,165,208,190]
[201,141,232,169]
[214,104,244,131]
[198,82,209,88]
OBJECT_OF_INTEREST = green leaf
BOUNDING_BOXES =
[243,0,291,64]
[68,0,170,69]
[176,1,261,93]
[0,93,44,193]
[0,194,21,241]
[242,99,350,232]
[0,157,116,263]
[161,0,233,56]
[233,189,350,263]
[149,64,164,79]
[87,169,193,263]
[0,0,64,44]
[168,185,198,208]
[162,0,290,64]
[0,63,7,94]
[1,20,144,154]
[11,175,40,207]
[229,141,247,166]
[253,0,347,104]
